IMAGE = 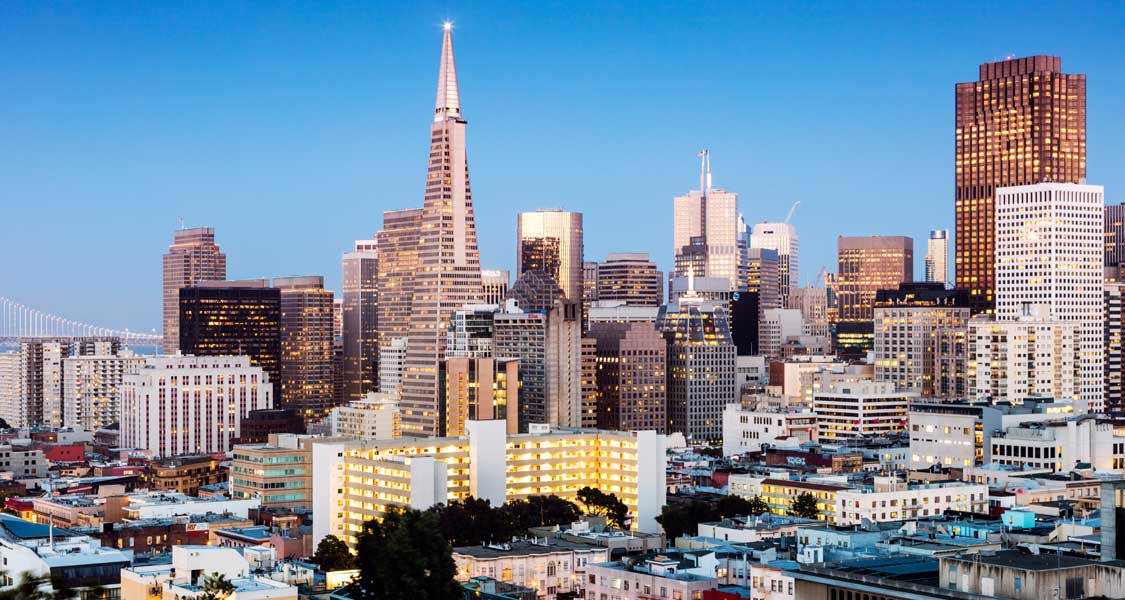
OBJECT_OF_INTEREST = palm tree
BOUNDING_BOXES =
[197,573,235,600]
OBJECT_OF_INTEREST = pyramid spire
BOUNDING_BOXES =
[435,22,461,121]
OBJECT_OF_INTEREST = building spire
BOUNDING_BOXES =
[435,22,461,121]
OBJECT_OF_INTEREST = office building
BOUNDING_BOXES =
[759,308,803,358]
[231,434,331,510]
[178,280,281,396]
[873,283,971,396]
[656,287,738,443]
[121,355,274,458]
[591,253,663,307]
[517,209,583,301]
[955,55,1086,313]
[750,222,799,308]
[791,286,829,338]
[925,229,949,286]
[672,151,739,290]
[327,392,402,441]
[729,292,761,356]
[721,405,817,456]
[275,276,336,422]
[1107,283,1124,411]
[442,356,519,436]
[1108,204,1125,267]
[744,247,781,311]
[908,402,1003,469]
[988,415,1124,472]
[162,226,227,354]
[996,183,1104,411]
[62,352,145,431]
[400,26,485,437]
[374,207,423,352]
[378,337,407,402]
[508,269,565,313]
[835,235,913,359]
[312,421,670,546]
[341,240,379,401]
[813,380,913,442]
[481,269,510,305]
[588,321,666,433]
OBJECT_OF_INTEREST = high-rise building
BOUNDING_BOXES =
[178,281,281,396]
[955,55,1086,313]
[375,208,422,352]
[744,248,781,311]
[672,151,739,290]
[758,309,804,358]
[835,236,913,359]
[446,304,499,359]
[0,337,118,427]
[62,352,145,431]
[342,241,379,401]
[400,25,484,437]
[0,353,19,428]
[481,270,510,305]
[378,337,407,403]
[593,253,663,307]
[1106,283,1123,411]
[162,227,227,354]
[327,393,402,441]
[517,210,583,301]
[791,287,829,338]
[873,283,970,396]
[275,276,336,422]
[588,321,666,433]
[442,356,519,436]
[656,289,737,443]
[1107,204,1125,268]
[813,381,913,442]
[508,269,565,313]
[996,183,1104,411]
[925,230,949,286]
[122,355,273,458]
[750,223,799,308]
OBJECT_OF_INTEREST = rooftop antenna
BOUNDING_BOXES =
[698,150,711,198]
[177,216,185,230]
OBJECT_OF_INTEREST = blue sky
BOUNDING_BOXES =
[2,1,1124,332]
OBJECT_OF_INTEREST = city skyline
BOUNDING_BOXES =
[3,3,1125,330]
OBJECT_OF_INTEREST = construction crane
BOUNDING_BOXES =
[811,266,828,288]
[784,200,801,224]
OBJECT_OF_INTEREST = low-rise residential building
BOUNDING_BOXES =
[721,404,817,456]
[697,514,816,544]
[142,455,226,496]
[123,491,259,520]
[834,478,988,526]
[120,545,298,600]
[0,444,48,478]
[584,554,717,600]
[453,538,608,599]
[0,514,130,593]
[757,479,852,523]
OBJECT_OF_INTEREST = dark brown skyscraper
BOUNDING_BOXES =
[163,227,226,353]
[955,55,1086,313]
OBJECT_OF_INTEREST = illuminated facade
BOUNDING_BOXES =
[481,269,510,305]
[178,280,281,397]
[656,290,738,443]
[995,183,1104,411]
[231,434,320,510]
[1107,283,1124,411]
[590,253,664,307]
[873,283,970,396]
[750,222,799,309]
[744,248,781,311]
[311,421,669,547]
[955,55,1086,314]
[162,227,226,354]
[925,229,949,286]
[374,208,422,354]
[442,356,519,436]
[62,352,145,431]
[672,152,739,290]
[276,276,336,422]
[1107,203,1125,267]
[589,321,666,433]
[813,380,913,442]
[835,236,913,359]
[400,26,484,437]
[122,355,274,458]
[342,240,379,401]
[517,210,584,302]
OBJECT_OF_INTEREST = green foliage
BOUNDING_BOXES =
[354,506,461,600]
[746,495,771,516]
[312,535,355,572]
[197,572,235,600]
[789,492,821,519]
[575,486,629,528]
[0,571,77,600]
[429,495,583,547]
[656,495,773,540]
[501,495,582,531]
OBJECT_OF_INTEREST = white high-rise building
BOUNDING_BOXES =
[327,392,401,440]
[750,222,799,309]
[62,352,145,431]
[673,151,739,291]
[995,183,1104,411]
[961,307,1080,404]
[925,229,949,286]
[121,355,273,458]
[378,337,407,402]
[0,353,20,428]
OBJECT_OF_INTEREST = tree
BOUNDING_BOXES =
[430,497,512,547]
[655,501,716,540]
[789,492,820,519]
[197,573,235,600]
[501,495,582,531]
[576,487,629,528]
[746,495,770,516]
[0,571,77,600]
[312,535,355,572]
[715,495,754,518]
[354,506,461,600]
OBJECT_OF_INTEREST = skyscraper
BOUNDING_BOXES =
[517,210,583,301]
[276,276,336,422]
[178,280,281,396]
[1106,203,1125,267]
[588,321,666,433]
[955,55,1086,313]
[925,229,949,286]
[375,209,423,351]
[342,241,379,401]
[400,25,484,437]
[750,222,799,308]
[481,269,510,305]
[835,236,914,359]
[673,151,739,290]
[593,253,664,307]
[162,227,226,353]
[995,183,1104,411]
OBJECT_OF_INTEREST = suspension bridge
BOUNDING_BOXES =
[0,296,163,347]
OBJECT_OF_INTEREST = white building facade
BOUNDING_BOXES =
[62,353,145,431]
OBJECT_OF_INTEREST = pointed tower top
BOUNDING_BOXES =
[435,23,461,121]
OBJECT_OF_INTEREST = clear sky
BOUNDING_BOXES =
[2,1,1124,332]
